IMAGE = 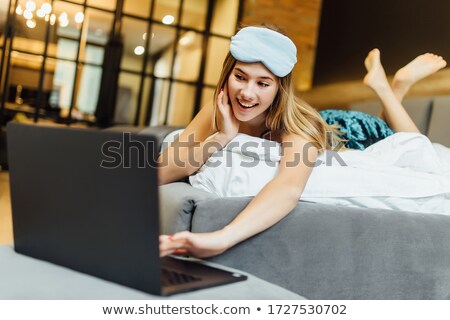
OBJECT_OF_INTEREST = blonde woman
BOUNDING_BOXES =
[158,25,447,258]
[158,25,343,258]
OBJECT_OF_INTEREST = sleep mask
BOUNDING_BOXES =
[230,26,297,77]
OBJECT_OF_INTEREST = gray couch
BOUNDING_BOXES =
[111,95,450,299]
[160,182,450,300]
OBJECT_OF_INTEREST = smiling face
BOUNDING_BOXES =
[226,61,279,127]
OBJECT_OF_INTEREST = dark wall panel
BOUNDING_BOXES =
[313,0,450,86]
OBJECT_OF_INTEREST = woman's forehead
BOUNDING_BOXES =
[234,61,277,80]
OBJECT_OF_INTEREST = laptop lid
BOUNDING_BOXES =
[7,122,163,295]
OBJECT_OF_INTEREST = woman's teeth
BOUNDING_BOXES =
[238,100,257,108]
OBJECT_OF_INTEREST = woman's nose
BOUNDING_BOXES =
[240,83,256,100]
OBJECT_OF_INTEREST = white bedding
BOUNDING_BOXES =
[189,132,450,215]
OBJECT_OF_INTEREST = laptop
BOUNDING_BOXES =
[7,122,246,296]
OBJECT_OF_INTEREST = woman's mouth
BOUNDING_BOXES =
[236,99,258,110]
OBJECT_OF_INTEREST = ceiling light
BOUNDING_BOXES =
[142,32,147,40]
[23,9,33,20]
[59,19,69,28]
[59,12,68,22]
[162,15,174,25]
[179,31,195,46]
[134,46,145,55]
[49,13,56,25]
[41,3,52,14]
[75,12,84,24]
[179,37,189,46]
[15,5,23,15]
[26,19,36,28]
[44,14,50,22]
[26,1,36,12]
[36,8,45,18]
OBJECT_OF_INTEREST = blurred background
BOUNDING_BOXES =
[0,0,448,127]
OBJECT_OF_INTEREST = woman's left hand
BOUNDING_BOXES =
[216,85,240,142]
[159,230,230,258]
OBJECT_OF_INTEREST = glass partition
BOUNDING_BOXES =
[173,30,202,82]
[124,0,152,18]
[211,0,238,36]
[150,24,176,78]
[87,0,116,11]
[201,86,215,109]
[0,0,9,48]
[0,0,241,126]
[120,17,147,72]
[204,36,229,86]
[115,72,140,124]
[138,76,152,126]
[76,63,102,116]
[153,0,179,25]
[166,82,195,125]
[181,0,207,31]
[82,8,113,47]
[149,78,170,126]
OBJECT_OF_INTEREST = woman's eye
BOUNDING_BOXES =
[259,82,269,87]
[235,74,244,80]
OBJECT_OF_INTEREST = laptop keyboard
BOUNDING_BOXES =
[162,268,202,286]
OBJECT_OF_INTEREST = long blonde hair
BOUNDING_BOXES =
[212,27,344,152]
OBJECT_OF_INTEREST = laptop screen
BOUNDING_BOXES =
[7,123,163,295]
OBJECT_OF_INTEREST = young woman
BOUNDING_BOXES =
[158,25,447,258]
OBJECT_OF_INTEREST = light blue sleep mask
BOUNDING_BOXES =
[230,26,297,77]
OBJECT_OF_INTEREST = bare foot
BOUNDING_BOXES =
[363,48,390,93]
[392,53,447,99]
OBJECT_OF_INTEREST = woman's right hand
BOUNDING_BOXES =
[216,84,239,141]
[159,230,231,258]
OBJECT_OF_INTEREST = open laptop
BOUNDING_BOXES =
[7,122,246,296]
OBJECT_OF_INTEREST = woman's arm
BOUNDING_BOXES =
[157,100,215,185]
[222,133,318,245]
[159,133,318,257]
[158,87,239,185]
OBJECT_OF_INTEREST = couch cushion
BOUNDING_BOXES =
[159,182,218,234]
[191,197,450,299]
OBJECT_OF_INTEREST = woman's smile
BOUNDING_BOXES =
[236,98,258,110]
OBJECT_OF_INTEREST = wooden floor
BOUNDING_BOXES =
[0,171,13,245]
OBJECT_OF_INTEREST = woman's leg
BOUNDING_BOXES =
[363,49,416,133]
[364,49,447,132]
[391,53,447,102]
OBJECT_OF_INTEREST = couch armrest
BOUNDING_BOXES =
[159,182,218,234]
[191,197,450,299]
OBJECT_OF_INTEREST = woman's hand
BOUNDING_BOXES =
[216,85,239,141]
[159,230,231,258]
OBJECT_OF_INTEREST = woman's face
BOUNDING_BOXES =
[226,61,278,125]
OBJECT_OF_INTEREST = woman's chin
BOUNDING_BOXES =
[232,105,256,121]
[233,112,253,122]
